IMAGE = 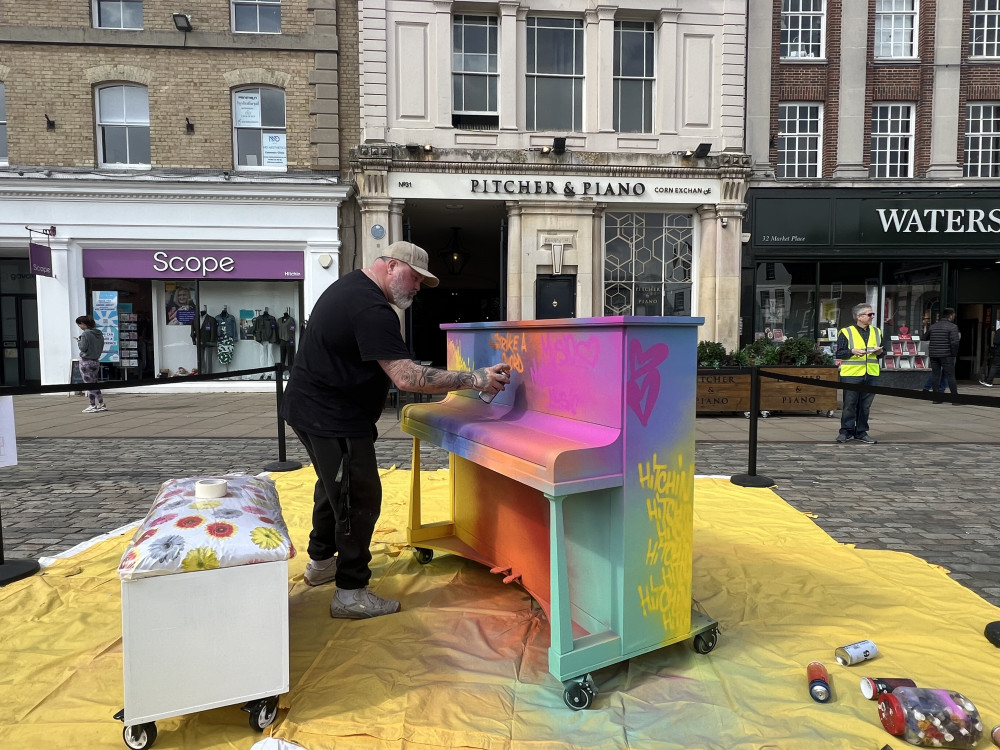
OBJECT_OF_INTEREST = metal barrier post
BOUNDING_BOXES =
[731,366,776,488]
[263,362,303,473]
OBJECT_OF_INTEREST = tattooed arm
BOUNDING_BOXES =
[379,359,510,396]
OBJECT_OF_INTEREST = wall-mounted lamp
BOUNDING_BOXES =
[405,144,420,154]
[185,117,195,134]
[422,143,433,153]
[45,114,56,130]
[720,217,729,228]
[318,253,333,269]
[172,13,192,32]
[540,145,552,155]
[693,142,712,158]
[552,136,567,155]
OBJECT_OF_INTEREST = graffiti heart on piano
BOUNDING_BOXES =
[627,340,670,426]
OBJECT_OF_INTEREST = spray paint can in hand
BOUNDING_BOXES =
[834,639,878,666]
[860,677,916,700]
[806,661,831,702]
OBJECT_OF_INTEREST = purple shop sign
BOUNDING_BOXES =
[83,249,304,280]
[28,242,53,277]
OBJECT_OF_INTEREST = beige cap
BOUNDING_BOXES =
[382,241,439,287]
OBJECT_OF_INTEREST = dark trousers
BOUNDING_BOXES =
[291,428,381,590]
[930,356,958,396]
[279,340,295,368]
[840,374,877,438]
[983,358,1000,385]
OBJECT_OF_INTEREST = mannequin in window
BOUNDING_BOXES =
[216,307,237,369]
[192,306,217,374]
[252,307,279,379]
[278,309,296,374]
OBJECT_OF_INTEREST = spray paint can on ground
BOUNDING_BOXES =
[834,639,878,666]
[860,677,917,700]
[991,724,1000,748]
[806,661,831,702]
[878,687,982,748]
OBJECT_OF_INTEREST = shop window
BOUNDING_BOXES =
[603,212,693,317]
[613,21,654,134]
[870,103,913,178]
[233,86,287,171]
[882,261,942,344]
[780,0,825,60]
[0,83,7,165]
[233,0,281,34]
[777,103,822,178]
[94,0,143,29]
[875,0,917,59]
[754,262,818,344]
[965,103,1000,177]
[96,84,151,168]
[452,15,499,130]
[971,0,1000,58]
[526,17,584,132]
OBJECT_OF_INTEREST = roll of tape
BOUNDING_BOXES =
[195,478,228,499]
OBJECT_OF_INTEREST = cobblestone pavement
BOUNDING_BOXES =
[3,435,998,609]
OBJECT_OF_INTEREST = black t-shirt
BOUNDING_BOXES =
[280,270,411,438]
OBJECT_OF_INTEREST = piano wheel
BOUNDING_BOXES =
[413,547,434,565]
[562,674,597,711]
[693,628,719,654]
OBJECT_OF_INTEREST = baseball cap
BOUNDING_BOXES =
[382,241,439,287]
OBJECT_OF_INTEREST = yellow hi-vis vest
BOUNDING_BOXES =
[839,325,882,377]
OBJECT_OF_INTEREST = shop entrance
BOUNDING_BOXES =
[402,199,506,365]
[0,294,40,387]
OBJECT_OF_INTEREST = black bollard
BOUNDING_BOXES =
[263,362,303,473]
[731,366,776,488]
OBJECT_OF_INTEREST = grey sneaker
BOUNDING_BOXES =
[329,587,400,619]
[856,434,878,444]
[82,405,98,413]
[303,555,337,586]
[95,404,107,412]
[836,434,851,443]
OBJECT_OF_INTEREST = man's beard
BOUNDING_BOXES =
[389,274,416,310]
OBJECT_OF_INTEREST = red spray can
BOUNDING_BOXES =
[807,661,831,702]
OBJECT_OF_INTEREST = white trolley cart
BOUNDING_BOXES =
[113,475,295,749]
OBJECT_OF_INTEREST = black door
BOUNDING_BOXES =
[536,275,576,320]
[0,294,41,386]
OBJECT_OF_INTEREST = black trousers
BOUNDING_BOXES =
[930,356,958,396]
[291,428,381,590]
[279,340,295,368]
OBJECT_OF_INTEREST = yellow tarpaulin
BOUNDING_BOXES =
[1,469,998,750]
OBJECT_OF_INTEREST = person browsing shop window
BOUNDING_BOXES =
[75,315,107,413]
[280,241,511,620]
[835,303,883,444]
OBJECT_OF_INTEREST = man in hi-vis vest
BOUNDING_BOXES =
[836,302,883,444]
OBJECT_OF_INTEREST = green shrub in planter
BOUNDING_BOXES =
[697,341,730,369]
[734,337,779,366]
[775,337,835,367]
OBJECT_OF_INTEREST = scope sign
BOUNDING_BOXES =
[152,251,235,276]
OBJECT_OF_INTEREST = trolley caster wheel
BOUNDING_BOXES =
[122,722,157,750]
[826,410,835,418]
[562,673,598,711]
[760,411,771,419]
[244,696,279,732]
[693,629,719,655]
[413,547,434,565]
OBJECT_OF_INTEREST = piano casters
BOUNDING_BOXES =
[562,624,720,711]
[563,673,599,710]
[413,547,434,565]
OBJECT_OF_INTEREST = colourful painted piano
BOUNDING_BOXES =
[401,316,718,709]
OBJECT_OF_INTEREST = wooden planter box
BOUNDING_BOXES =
[697,367,839,414]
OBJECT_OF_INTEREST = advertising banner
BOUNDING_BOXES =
[28,242,53,277]
[92,291,120,363]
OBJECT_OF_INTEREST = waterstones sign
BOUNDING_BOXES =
[388,172,720,204]
[753,194,1000,248]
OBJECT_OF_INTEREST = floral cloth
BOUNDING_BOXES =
[118,474,295,581]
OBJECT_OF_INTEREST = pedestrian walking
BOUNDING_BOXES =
[280,241,510,620]
[75,315,107,413]
[928,308,960,403]
[836,303,883,444]
[980,326,1000,387]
